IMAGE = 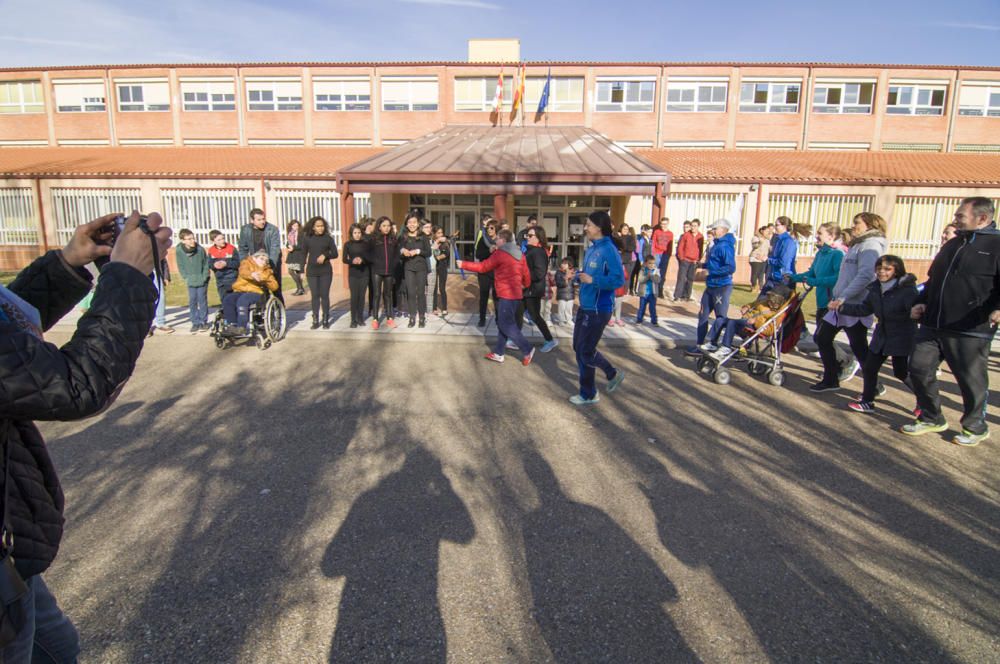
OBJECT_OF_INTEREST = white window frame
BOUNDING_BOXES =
[51,188,143,245]
[594,78,655,112]
[957,82,1000,117]
[246,78,302,112]
[381,76,439,112]
[453,76,512,112]
[523,77,583,113]
[665,79,728,113]
[0,80,44,114]
[313,77,371,112]
[812,81,875,114]
[115,80,170,112]
[886,82,947,116]
[53,79,106,113]
[0,188,38,245]
[739,80,801,113]
[180,79,236,112]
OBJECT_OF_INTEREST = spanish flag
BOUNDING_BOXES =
[510,63,525,123]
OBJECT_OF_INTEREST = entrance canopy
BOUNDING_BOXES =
[335,125,670,197]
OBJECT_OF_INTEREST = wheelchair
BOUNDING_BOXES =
[210,292,287,350]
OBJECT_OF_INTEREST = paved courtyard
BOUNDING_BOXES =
[38,327,1000,663]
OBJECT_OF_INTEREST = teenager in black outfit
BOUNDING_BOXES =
[362,218,377,317]
[285,219,306,296]
[516,226,559,352]
[400,212,431,328]
[474,220,499,327]
[369,216,399,330]
[431,226,451,315]
[616,224,637,295]
[300,216,339,329]
[342,223,371,328]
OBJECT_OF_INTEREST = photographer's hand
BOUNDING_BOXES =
[62,214,117,267]
[110,211,172,275]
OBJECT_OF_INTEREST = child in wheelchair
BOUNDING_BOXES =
[221,249,279,336]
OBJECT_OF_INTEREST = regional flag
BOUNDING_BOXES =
[536,67,551,115]
[510,63,525,122]
[492,66,504,113]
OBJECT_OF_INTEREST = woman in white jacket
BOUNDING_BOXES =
[809,212,888,393]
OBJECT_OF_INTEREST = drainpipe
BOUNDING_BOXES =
[35,178,48,253]
[945,67,960,152]
[800,65,813,150]
[752,183,763,231]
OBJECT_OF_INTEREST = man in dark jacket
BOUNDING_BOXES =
[903,197,1000,446]
[238,208,283,303]
[0,211,171,660]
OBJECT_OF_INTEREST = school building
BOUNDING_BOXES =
[1,39,999,279]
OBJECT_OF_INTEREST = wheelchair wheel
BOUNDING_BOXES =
[255,332,270,350]
[264,297,287,342]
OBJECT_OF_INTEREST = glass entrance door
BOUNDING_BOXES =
[566,212,589,269]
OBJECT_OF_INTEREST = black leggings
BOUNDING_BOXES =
[861,352,908,403]
[629,260,642,293]
[750,262,766,289]
[372,274,394,321]
[477,273,496,322]
[517,296,553,342]
[405,269,427,319]
[815,319,869,384]
[348,270,369,323]
[307,272,332,320]
[433,269,448,311]
[289,268,304,292]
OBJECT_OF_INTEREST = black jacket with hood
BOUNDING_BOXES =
[839,273,919,356]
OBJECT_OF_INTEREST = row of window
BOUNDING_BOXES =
[3,76,998,117]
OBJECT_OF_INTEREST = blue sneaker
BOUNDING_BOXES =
[539,339,559,353]
[684,345,701,356]
[606,369,625,393]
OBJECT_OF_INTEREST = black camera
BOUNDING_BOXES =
[95,214,146,267]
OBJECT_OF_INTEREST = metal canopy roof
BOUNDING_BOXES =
[335,126,670,196]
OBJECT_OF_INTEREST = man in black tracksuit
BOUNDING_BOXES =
[903,197,1000,446]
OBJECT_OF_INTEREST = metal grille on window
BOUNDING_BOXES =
[51,188,142,246]
[666,193,746,252]
[160,189,256,246]
[0,188,38,245]
[767,194,874,257]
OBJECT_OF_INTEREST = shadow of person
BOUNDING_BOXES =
[520,448,696,663]
[321,447,474,663]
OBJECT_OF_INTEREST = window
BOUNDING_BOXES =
[666,81,727,112]
[116,81,170,112]
[595,79,655,112]
[51,188,142,245]
[524,77,583,112]
[453,76,512,111]
[160,189,256,245]
[314,78,371,111]
[53,80,106,113]
[381,77,438,111]
[667,193,746,251]
[181,80,235,112]
[245,79,302,111]
[0,80,43,114]
[768,193,873,257]
[958,84,1000,117]
[739,81,800,113]
[812,82,874,114]
[886,84,946,115]
[0,188,38,245]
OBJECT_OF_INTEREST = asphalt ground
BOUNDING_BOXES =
[37,331,1000,663]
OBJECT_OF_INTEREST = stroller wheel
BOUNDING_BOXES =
[768,370,786,387]
[696,357,709,374]
[714,368,731,385]
[214,337,225,349]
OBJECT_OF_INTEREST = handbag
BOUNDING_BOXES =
[0,422,28,648]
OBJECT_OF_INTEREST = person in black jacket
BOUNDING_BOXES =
[516,227,559,352]
[431,227,451,315]
[399,212,431,328]
[830,255,918,414]
[0,211,170,661]
[285,220,306,296]
[615,224,637,295]
[474,220,499,327]
[369,216,399,330]
[903,197,1000,446]
[300,216,339,329]
[342,224,371,328]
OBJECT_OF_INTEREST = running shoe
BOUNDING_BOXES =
[848,400,875,414]
[506,340,518,351]
[684,345,701,356]
[371,320,379,330]
[539,339,559,353]
[386,318,397,329]
[953,429,988,447]
[900,420,948,436]
[569,394,600,406]
[484,352,505,363]
[838,359,860,383]
[699,342,718,353]
[809,381,840,393]
[606,369,625,393]
[522,348,536,366]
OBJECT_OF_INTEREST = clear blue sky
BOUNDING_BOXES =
[1,0,998,68]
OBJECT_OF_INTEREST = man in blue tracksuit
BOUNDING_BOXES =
[571,210,626,405]
[686,218,736,354]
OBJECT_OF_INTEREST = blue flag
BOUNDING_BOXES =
[536,68,551,114]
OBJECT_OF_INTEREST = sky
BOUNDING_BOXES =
[0,0,998,68]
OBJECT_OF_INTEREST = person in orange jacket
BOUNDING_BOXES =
[222,249,279,334]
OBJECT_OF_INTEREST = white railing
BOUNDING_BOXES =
[274,189,371,241]
[160,189,257,246]
[0,188,38,245]
[51,187,142,246]
[768,193,874,257]
[667,192,745,251]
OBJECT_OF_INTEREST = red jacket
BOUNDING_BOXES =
[462,245,530,299]
[651,228,673,257]
[676,232,704,262]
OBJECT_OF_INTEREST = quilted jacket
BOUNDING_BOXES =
[0,251,156,577]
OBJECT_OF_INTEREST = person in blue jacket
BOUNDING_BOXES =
[686,218,736,354]
[765,216,798,289]
[571,210,626,405]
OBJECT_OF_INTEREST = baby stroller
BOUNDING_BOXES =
[210,292,287,350]
[695,285,811,387]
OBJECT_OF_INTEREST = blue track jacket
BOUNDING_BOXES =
[704,233,736,288]
[579,236,625,313]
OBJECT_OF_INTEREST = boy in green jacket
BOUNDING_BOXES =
[175,228,211,332]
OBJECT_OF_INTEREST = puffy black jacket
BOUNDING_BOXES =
[1,252,155,577]
[839,274,919,356]
[916,224,1000,338]
[369,234,399,276]
[523,246,549,298]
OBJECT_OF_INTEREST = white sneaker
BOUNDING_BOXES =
[505,340,518,351]
[699,342,718,353]
[711,346,733,361]
[838,359,860,382]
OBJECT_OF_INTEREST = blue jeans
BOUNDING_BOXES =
[153,277,166,327]
[187,284,208,327]
[636,295,657,323]
[223,292,262,329]
[0,575,80,663]
[573,309,617,399]
[696,284,733,344]
[494,299,533,356]
[708,317,748,348]
[656,254,670,296]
